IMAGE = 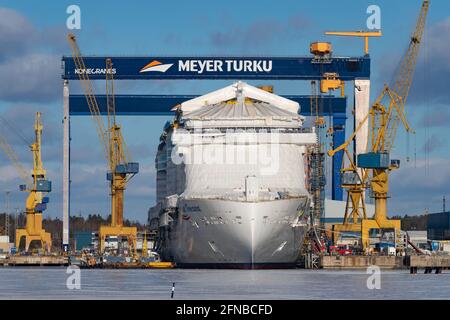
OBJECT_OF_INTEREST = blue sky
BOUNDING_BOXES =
[0,0,449,222]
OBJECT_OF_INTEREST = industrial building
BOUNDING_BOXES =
[427,211,450,240]
[73,231,93,251]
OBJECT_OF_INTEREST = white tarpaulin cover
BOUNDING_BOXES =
[183,100,303,129]
[181,81,300,114]
[159,130,316,201]
[154,82,316,203]
[180,143,309,200]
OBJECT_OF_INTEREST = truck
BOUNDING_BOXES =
[329,244,353,255]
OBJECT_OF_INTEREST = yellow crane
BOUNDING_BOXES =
[325,31,382,55]
[0,112,52,252]
[67,34,139,253]
[328,0,429,250]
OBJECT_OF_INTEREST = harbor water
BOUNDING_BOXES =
[0,268,449,299]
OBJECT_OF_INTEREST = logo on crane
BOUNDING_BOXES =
[139,60,173,73]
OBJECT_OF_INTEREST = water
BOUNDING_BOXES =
[0,268,448,300]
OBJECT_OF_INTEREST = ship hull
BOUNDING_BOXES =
[161,197,308,269]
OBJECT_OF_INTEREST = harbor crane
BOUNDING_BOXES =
[0,112,52,252]
[327,0,429,250]
[67,34,139,253]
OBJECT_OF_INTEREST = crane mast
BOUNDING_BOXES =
[385,0,429,152]
[67,34,109,160]
[67,34,139,253]
[105,58,136,229]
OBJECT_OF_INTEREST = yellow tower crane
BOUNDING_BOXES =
[67,34,139,253]
[0,112,52,252]
[327,0,429,251]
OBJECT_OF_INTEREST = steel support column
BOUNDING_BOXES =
[332,114,346,200]
[62,80,70,252]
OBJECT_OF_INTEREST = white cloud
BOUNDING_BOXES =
[0,7,36,62]
[0,52,61,102]
[0,7,63,103]
[0,164,24,183]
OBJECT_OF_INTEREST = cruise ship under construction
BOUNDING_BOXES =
[148,82,317,268]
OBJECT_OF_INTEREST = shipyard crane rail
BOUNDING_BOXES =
[67,33,139,253]
[327,0,429,250]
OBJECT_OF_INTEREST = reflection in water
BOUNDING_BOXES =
[0,267,449,300]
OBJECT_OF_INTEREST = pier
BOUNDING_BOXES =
[407,255,450,274]
[316,254,450,273]
[320,255,404,269]
[0,255,68,267]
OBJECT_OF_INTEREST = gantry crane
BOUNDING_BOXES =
[0,112,52,252]
[67,34,139,253]
[327,0,429,250]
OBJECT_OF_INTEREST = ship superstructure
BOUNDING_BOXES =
[148,82,316,268]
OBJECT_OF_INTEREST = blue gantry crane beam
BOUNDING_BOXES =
[67,94,347,116]
[62,56,370,80]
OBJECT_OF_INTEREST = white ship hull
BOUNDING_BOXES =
[160,197,308,268]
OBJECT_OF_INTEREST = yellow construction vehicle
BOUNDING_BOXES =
[0,112,52,252]
[67,34,139,253]
[328,0,429,251]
